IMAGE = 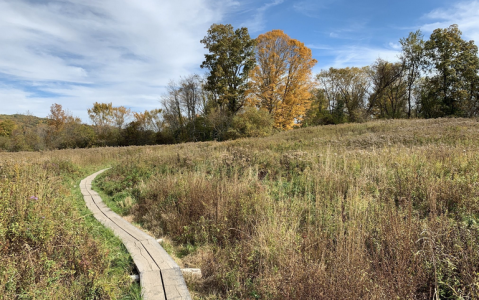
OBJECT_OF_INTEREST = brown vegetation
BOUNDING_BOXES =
[94,118,479,299]
[0,148,139,299]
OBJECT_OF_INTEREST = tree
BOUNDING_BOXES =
[47,103,83,149]
[0,120,16,137]
[422,24,479,117]
[121,109,164,146]
[162,80,185,137]
[87,102,114,145]
[303,88,336,126]
[228,107,274,138]
[179,75,202,140]
[200,24,256,115]
[112,106,131,129]
[88,102,114,127]
[133,109,163,132]
[317,67,370,122]
[399,30,425,118]
[249,29,317,130]
[47,103,68,132]
[368,59,408,119]
[162,75,213,142]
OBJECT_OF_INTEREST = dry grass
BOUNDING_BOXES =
[95,118,479,299]
[0,148,141,299]
[4,118,479,299]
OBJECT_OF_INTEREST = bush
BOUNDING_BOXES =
[228,107,274,139]
[0,161,117,298]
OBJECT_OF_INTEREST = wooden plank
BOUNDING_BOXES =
[80,190,90,197]
[107,214,153,242]
[124,240,160,272]
[161,268,191,300]
[81,169,192,300]
[141,270,167,300]
[141,239,178,270]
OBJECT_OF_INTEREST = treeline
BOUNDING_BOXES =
[0,24,478,151]
[308,25,479,124]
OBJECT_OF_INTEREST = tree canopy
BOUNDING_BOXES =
[421,24,479,117]
[200,24,256,115]
[249,29,317,130]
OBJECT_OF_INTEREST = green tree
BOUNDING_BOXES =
[200,24,256,115]
[422,24,479,117]
[302,88,336,126]
[317,67,369,122]
[399,30,425,118]
[0,120,16,137]
[368,59,408,119]
[88,102,114,145]
[228,107,274,139]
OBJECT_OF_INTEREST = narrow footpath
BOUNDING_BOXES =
[80,169,191,300]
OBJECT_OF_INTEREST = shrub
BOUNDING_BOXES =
[228,107,274,139]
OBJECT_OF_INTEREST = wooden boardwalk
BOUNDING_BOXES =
[80,169,191,300]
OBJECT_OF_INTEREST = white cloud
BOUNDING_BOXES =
[0,85,39,114]
[313,1,479,73]
[293,0,333,18]
[240,0,284,33]
[0,0,235,119]
[421,0,479,42]
[307,44,333,50]
[327,20,369,40]
[314,46,401,71]
[388,42,401,50]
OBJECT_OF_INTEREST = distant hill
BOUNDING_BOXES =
[0,114,48,129]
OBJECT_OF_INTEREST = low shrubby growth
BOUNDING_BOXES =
[0,149,139,299]
[97,118,479,299]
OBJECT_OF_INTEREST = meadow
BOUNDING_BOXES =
[0,148,141,299]
[96,118,479,299]
[2,118,479,299]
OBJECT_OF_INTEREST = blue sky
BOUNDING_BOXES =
[1,0,478,121]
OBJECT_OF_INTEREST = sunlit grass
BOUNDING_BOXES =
[96,118,479,299]
[3,118,479,299]
[0,149,141,299]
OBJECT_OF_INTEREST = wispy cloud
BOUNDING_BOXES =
[421,0,479,41]
[314,46,401,71]
[0,0,234,119]
[307,44,333,50]
[240,0,284,33]
[328,20,369,40]
[388,42,401,50]
[293,0,335,18]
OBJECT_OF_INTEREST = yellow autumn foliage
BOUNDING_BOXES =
[249,29,317,130]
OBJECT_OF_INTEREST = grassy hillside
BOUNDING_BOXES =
[0,114,47,129]
[3,118,479,299]
[95,118,479,299]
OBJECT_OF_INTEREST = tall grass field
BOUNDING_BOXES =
[2,118,479,299]
[0,149,141,299]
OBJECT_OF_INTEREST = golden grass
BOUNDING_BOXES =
[96,118,479,299]
[0,148,140,299]
[4,118,479,299]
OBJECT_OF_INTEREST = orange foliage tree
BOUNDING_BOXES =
[112,106,131,129]
[47,103,68,132]
[249,30,317,130]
